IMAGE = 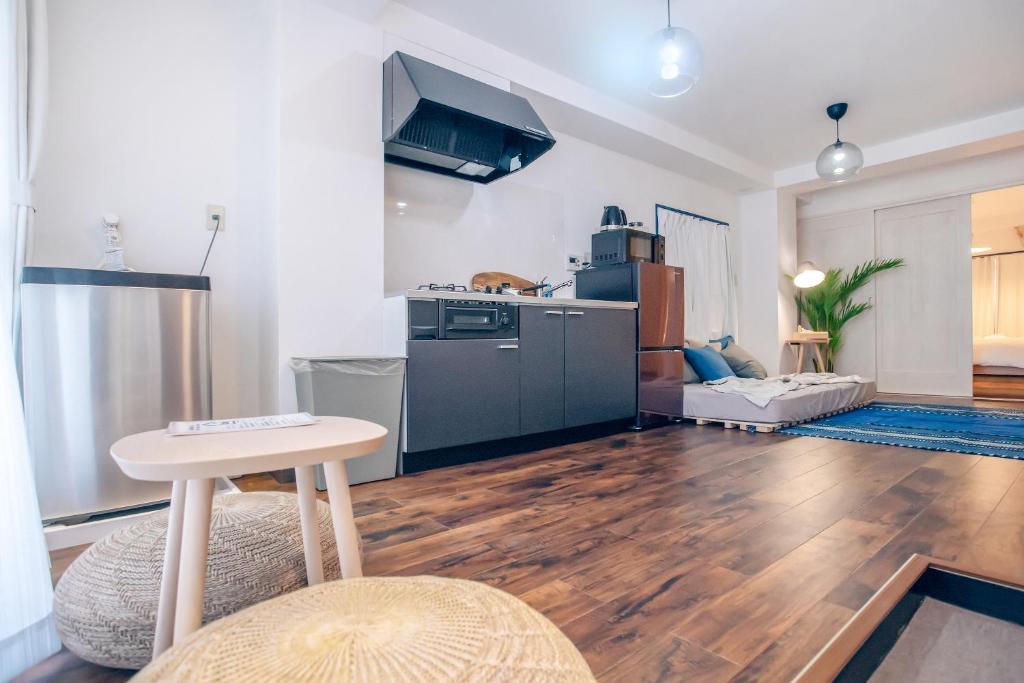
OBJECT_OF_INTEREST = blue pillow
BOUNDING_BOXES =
[684,346,736,382]
[708,335,734,350]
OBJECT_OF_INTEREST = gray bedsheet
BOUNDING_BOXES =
[683,380,876,424]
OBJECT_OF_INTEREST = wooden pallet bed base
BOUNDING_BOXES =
[687,400,873,433]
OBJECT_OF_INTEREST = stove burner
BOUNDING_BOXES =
[417,283,468,292]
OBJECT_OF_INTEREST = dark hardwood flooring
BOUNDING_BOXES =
[22,396,1024,682]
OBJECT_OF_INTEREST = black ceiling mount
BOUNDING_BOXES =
[826,102,849,121]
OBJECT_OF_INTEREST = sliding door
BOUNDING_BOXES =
[798,210,875,378]
[874,196,972,396]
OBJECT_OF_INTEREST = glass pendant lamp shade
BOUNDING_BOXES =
[649,25,703,97]
[816,140,864,182]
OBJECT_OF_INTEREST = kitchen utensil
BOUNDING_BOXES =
[541,279,573,297]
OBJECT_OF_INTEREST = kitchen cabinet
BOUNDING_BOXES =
[406,339,520,452]
[520,306,636,431]
[564,307,637,427]
[519,306,566,434]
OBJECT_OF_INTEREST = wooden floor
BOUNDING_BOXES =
[23,398,1024,682]
[974,372,1024,400]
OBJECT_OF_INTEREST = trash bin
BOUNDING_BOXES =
[290,356,405,487]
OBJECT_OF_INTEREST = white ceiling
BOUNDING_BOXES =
[395,0,1024,171]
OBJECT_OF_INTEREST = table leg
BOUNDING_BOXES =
[796,345,806,373]
[173,478,215,643]
[322,460,363,578]
[153,480,186,657]
[813,344,827,372]
[294,465,325,585]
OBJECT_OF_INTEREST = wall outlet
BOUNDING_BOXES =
[206,204,226,231]
[567,253,583,272]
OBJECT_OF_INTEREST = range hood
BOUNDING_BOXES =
[383,52,555,184]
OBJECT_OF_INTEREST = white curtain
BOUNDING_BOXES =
[658,206,736,342]
[1,0,59,679]
[973,252,1024,338]
[972,254,998,337]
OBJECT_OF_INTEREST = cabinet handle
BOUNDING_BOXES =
[566,310,585,316]
[498,344,519,350]
[544,310,564,315]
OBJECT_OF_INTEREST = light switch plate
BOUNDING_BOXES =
[206,204,226,231]
[567,253,583,271]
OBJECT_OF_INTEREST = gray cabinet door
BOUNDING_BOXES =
[519,306,565,435]
[406,340,521,452]
[564,308,637,427]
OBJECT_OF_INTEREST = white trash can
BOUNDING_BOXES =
[290,356,405,487]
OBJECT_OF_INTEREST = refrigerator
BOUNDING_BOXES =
[21,267,212,523]
[575,262,685,424]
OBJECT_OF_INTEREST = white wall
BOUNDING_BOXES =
[384,130,738,295]
[797,211,876,377]
[736,189,797,375]
[33,0,278,418]
[275,1,386,410]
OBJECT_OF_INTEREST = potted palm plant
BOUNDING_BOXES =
[794,258,905,372]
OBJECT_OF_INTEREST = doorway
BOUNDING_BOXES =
[971,185,1024,400]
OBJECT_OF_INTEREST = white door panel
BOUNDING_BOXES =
[797,210,875,378]
[874,197,972,396]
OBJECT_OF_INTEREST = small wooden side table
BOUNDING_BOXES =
[110,416,387,657]
[785,337,830,373]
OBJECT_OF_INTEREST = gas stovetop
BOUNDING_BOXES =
[417,283,469,292]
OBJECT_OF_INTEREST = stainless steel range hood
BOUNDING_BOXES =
[382,51,556,184]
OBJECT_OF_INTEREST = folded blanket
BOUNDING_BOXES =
[705,372,867,408]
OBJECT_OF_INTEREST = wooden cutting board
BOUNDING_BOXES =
[471,272,538,296]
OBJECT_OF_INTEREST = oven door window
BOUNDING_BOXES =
[445,307,498,330]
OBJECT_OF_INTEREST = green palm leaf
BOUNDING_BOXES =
[793,258,905,371]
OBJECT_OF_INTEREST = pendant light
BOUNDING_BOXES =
[648,0,703,98]
[816,103,863,182]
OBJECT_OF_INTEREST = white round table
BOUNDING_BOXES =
[110,416,387,657]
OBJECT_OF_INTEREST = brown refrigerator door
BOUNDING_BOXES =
[638,262,685,349]
[638,350,686,418]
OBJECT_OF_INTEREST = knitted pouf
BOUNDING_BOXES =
[54,491,341,670]
[134,576,595,683]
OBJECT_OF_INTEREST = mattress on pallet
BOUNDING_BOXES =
[684,380,877,426]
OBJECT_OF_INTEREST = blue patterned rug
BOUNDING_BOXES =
[779,402,1024,460]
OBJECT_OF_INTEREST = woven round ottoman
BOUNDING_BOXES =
[134,576,595,682]
[54,491,341,669]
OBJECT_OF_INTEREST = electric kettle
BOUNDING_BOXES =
[600,206,627,230]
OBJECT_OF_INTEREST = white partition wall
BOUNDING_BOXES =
[797,210,876,378]
[874,196,973,396]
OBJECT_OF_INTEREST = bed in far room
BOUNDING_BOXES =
[973,335,1024,399]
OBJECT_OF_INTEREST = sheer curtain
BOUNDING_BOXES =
[973,253,1024,338]
[1,0,59,679]
[996,252,1024,337]
[658,206,736,341]
[972,254,998,337]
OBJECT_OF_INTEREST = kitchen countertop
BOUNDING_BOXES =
[389,289,637,310]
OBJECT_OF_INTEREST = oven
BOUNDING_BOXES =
[441,299,518,339]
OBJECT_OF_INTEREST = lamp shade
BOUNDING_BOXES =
[793,261,825,288]
[648,26,703,98]
[816,140,864,182]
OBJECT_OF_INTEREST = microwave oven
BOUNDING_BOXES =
[591,228,665,266]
